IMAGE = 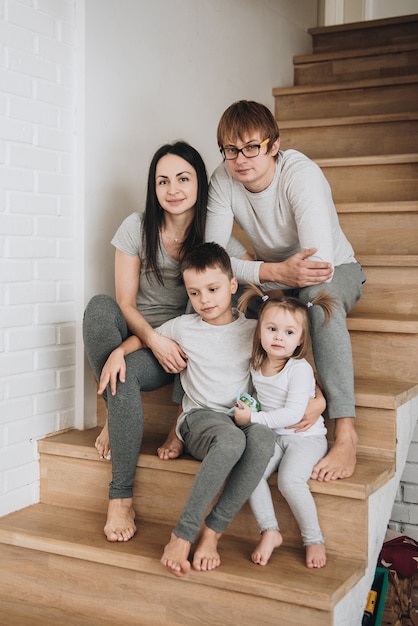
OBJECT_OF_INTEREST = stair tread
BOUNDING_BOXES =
[294,40,418,65]
[336,200,418,213]
[357,254,418,266]
[315,152,418,167]
[0,503,365,611]
[280,111,418,128]
[308,13,418,37]
[347,312,418,333]
[273,73,418,96]
[39,427,395,500]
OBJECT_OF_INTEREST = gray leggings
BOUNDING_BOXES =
[176,409,276,543]
[82,294,174,499]
[250,434,328,546]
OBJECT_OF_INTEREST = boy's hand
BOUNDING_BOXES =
[233,402,252,426]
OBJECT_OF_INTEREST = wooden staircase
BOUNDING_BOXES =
[1,14,418,626]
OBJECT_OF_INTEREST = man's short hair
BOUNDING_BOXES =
[217,100,280,156]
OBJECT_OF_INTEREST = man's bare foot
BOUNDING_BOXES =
[192,525,222,572]
[104,498,136,542]
[95,420,111,460]
[306,543,326,568]
[311,417,358,481]
[252,529,283,566]
[161,532,191,577]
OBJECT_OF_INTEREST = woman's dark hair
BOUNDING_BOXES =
[142,141,208,284]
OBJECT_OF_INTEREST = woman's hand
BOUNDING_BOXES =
[98,346,127,396]
[233,402,252,426]
[286,384,326,432]
[147,332,188,374]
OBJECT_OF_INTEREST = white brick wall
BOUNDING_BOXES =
[389,421,418,541]
[0,0,78,516]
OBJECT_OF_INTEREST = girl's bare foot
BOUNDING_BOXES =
[252,529,283,566]
[104,498,136,542]
[161,533,191,577]
[95,420,111,460]
[306,543,326,568]
[192,525,222,572]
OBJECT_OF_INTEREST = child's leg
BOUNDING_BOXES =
[161,410,247,575]
[277,435,328,568]
[249,441,284,565]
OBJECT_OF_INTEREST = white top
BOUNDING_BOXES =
[250,358,327,437]
[156,311,257,438]
[206,149,356,288]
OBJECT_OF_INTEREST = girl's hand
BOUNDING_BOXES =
[286,385,326,432]
[148,333,188,374]
[233,402,252,426]
[98,347,126,396]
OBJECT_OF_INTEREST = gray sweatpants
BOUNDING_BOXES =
[82,295,174,499]
[175,409,276,543]
[249,434,328,546]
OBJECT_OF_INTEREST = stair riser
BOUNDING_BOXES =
[274,82,418,121]
[0,544,327,626]
[39,452,367,559]
[280,119,418,159]
[294,49,418,86]
[338,211,418,255]
[352,266,418,316]
[321,162,418,202]
[351,331,418,383]
[310,19,418,54]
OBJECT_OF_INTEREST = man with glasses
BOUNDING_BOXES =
[206,100,365,483]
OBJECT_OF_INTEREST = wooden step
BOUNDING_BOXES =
[317,154,418,202]
[294,42,418,86]
[337,201,418,255]
[309,14,418,55]
[37,428,394,559]
[0,504,365,626]
[273,75,418,121]
[352,254,418,316]
[280,113,418,158]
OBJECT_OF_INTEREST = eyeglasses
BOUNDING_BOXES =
[220,138,270,160]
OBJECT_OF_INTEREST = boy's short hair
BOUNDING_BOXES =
[217,100,280,156]
[181,242,233,280]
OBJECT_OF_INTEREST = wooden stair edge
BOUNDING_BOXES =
[308,13,418,37]
[336,200,418,213]
[356,254,418,266]
[280,111,418,129]
[0,503,366,612]
[293,41,418,65]
[272,73,418,96]
[346,313,418,334]
[315,152,418,167]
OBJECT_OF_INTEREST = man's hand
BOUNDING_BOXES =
[260,248,333,288]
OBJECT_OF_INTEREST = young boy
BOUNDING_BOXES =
[155,242,276,577]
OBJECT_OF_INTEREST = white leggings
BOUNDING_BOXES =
[249,434,328,546]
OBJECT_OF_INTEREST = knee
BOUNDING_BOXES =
[247,424,276,456]
[84,294,115,322]
[220,428,246,460]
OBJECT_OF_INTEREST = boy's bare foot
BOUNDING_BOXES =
[311,417,358,481]
[192,525,222,572]
[95,420,111,460]
[252,529,283,566]
[157,432,184,460]
[161,532,191,577]
[306,543,326,568]
[104,498,136,542]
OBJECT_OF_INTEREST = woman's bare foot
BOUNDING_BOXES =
[192,525,222,572]
[95,420,111,460]
[306,543,326,568]
[104,498,136,542]
[311,417,358,481]
[161,532,191,577]
[252,529,283,566]
[157,418,184,460]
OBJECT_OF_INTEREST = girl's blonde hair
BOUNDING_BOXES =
[238,285,336,370]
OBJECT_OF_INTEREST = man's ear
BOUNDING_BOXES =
[231,277,238,294]
[270,137,280,157]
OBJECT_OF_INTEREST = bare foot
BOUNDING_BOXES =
[104,498,136,542]
[192,525,222,572]
[306,543,326,568]
[252,529,283,566]
[161,532,191,577]
[157,411,184,460]
[95,420,111,460]
[311,417,358,481]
